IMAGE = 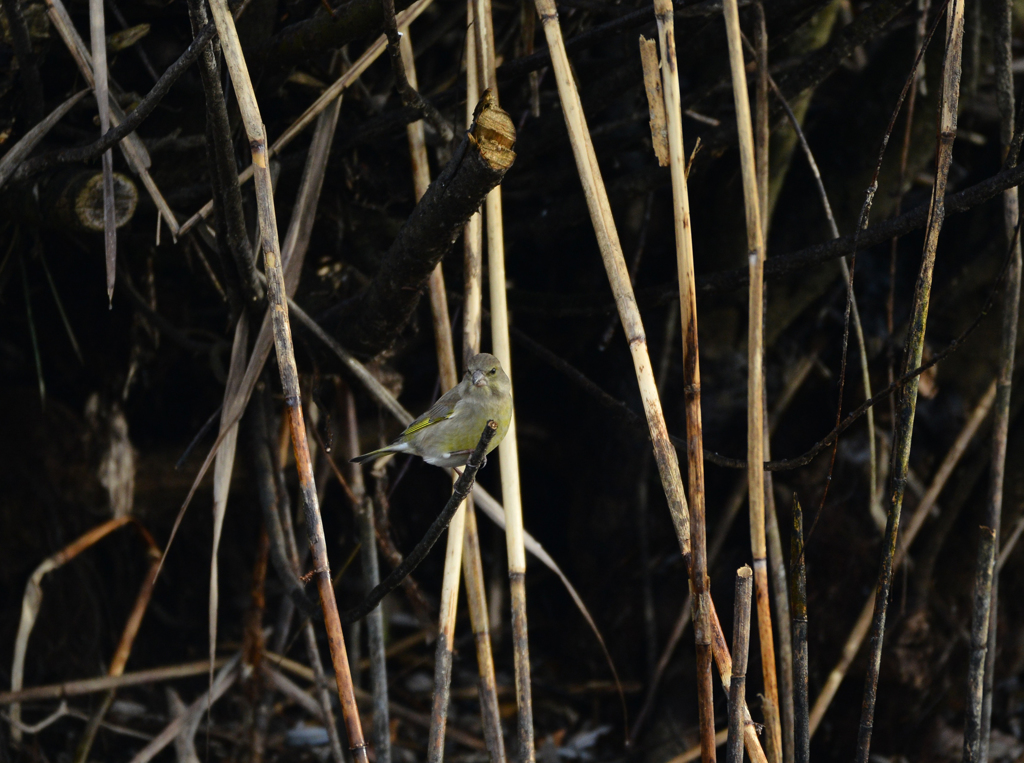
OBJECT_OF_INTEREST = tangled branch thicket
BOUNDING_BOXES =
[1,0,1023,761]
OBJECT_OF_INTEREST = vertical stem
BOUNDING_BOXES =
[346,394,391,763]
[463,1,483,369]
[856,4,965,760]
[203,2,367,760]
[652,0,713,756]
[753,1,769,236]
[978,0,1022,756]
[764,423,794,763]
[963,527,998,762]
[790,497,809,763]
[531,1,765,758]
[727,566,753,763]
[460,25,505,759]
[721,2,780,761]
[399,24,505,761]
[477,0,534,756]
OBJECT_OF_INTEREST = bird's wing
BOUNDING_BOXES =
[399,384,464,439]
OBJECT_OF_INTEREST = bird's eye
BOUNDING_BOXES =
[489,368,497,375]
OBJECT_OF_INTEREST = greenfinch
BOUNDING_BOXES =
[351,353,512,469]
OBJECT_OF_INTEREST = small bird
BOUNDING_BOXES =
[350,353,512,469]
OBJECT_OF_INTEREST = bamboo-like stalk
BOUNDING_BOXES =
[811,379,995,735]
[397,25,505,761]
[475,1,534,758]
[532,1,763,760]
[855,4,965,760]
[203,2,366,760]
[763,419,793,763]
[978,0,1021,754]
[400,24,468,759]
[460,12,506,758]
[721,2,780,760]
[652,0,714,756]
[532,1,765,757]
[630,354,815,748]
[1,658,234,705]
[346,392,391,763]
[463,2,484,370]
[790,497,809,763]
[726,566,753,763]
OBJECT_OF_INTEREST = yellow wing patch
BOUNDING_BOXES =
[402,411,453,437]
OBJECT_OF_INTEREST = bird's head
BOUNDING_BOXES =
[467,352,510,394]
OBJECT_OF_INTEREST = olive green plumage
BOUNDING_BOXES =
[350,353,512,468]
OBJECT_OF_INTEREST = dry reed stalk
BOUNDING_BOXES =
[9,516,133,741]
[398,25,504,759]
[721,1,781,760]
[203,2,366,760]
[474,0,535,757]
[630,353,815,749]
[0,658,233,704]
[762,419,793,763]
[976,1,1021,754]
[460,14,506,758]
[43,0,179,236]
[790,497,809,763]
[855,4,965,760]
[208,315,249,703]
[178,0,434,236]
[726,566,753,763]
[463,3,484,369]
[810,379,996,735]
[87,0,115,302]
[652,0,714,755]
[532,0,763,758]
[345,392,391,763]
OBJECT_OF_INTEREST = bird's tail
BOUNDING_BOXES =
[349,446,395,464]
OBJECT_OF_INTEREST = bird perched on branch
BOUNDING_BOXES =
[351,353,512,469]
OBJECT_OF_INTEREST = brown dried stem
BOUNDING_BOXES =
[652,0,714,755]
[726,566,753,763]
[474,0,535,755]
[203,1,367,759]
[532,0,764,758]
[721,1,780,759]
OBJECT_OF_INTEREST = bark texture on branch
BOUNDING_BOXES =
[333,96,516,358]
[265,0,410,68]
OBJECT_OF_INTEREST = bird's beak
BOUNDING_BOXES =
[472,370,486,387]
